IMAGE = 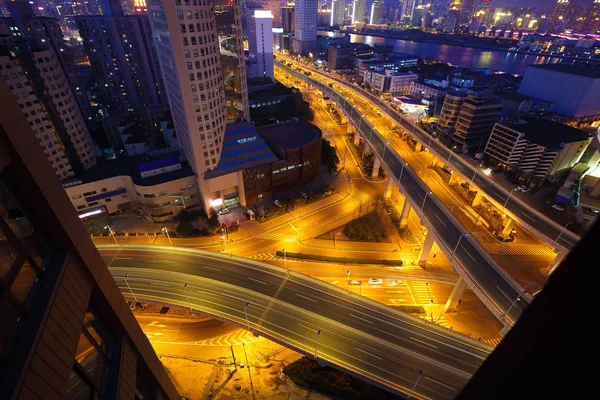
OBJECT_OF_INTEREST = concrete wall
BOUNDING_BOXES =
[518,68,600,117]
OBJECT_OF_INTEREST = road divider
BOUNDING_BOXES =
[274,251,403,266]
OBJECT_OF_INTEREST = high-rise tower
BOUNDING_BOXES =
[352,0,367,24]
[370,0,383,24]
[293,0,318,54]
[331,0,345,27]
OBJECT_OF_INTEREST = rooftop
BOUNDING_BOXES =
[526,64,600,79]
[257,119,321,153]
[75,154,194,187]
[515,120,590,149]
[204,121,278,180]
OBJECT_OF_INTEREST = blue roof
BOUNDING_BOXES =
[138,156,180,173]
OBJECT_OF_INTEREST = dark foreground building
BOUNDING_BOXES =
[0,80,179,398]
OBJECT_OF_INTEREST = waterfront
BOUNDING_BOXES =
[348,33,582,75]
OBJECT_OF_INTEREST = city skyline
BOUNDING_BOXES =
[0,0,597,398]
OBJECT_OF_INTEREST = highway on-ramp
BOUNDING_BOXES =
[100,244,492,399]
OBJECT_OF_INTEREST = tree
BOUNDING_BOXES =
[321,139,340,173]
[176,211,194,237]
[176,218,193,237]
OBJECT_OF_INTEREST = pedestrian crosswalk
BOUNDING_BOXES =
[253,231,299,243]
[247,253,281,261]
[482,337,502,347]
[193,329,264,347]
[481,242,556,256]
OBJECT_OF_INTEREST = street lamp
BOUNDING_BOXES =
[104,225,119,246]
[162,227,173,246]
[445,145,457,166]
[244,301,250,331]
[346,269,350,288]
[314,329,321,358]
[503,289,528,320]
[183,283,191,312]
[501,188,518,217]
[420,191,432,212]
[399,162,408,184]
[282,248,287,274]
[555,221,572,244]
[452,233,468,260]
[123,273,138,303]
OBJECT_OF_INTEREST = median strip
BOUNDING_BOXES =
[275,251,402,266]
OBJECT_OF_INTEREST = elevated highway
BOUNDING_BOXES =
[276,63,531,325]
[100,245,492,399]
[275,58,580,254]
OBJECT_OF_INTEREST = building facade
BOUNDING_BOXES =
[327,43,352,70]
[1,42,96,179]
[370,0,383,25]
[247,10,274,80]
[453,96,503,153]
[75,3,166,118]
[438,91,467,131]
[293,0,318,54]
[0,77,180,400]
[148,0,230,181]
[331,0,345,27]
[64,157,201,222]
[281,2,295,33]
[352,0,367,24]
[485,120,591,180]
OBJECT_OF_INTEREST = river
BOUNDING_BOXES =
[347,33,581,76]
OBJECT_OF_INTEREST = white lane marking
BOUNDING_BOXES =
[424,376,456,390]
[296,293,317,303]
[435,214,447,228]
[461,246,476,262]
[108,251,490,359]
[159,260,177,263]
[521,212,536,222]
[115,257,134,260]
[248,277,267,285]
[356,347,383,360]
[298,323,319,332]
[496,285,511,301]
[349,313,373,324]
[202,266,221,272]
[410,337,438,348]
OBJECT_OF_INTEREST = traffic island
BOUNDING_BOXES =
[284,357,403,400]
[274,251,402,266]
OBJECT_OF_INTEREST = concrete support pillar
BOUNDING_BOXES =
[371,157,381,179]
[546,252,566,275]
[591,177,600,197]
[472,191,484,207]
[399,199,411,227]
[448,172,456,185]
[385,176,393,199]
[501,218,514,238]
[353,132,360,146]
[444,277,467,312]
[415,142,422,152]
[430,156,438,168]
[418,231,436,266]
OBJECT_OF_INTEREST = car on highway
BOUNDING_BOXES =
[511,228,517,235]
[274,199,282,207]
[368,278,383,284]
[442,165,453,174]
[552,204,565,211]
[420,225,428,235]
[218,207,230,215]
